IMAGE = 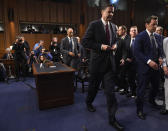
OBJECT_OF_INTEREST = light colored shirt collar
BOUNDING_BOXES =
[67,36,73,40]
[121,34,127,40]
[131,37,135,41]
[146,29,154,36]
[101,18,109,26]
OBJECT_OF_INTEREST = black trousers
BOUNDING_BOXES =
[86,66,117,121]
[114,64,128,91]
[14,55,27,79]
[125,62,137,95]
[136,69,160,112]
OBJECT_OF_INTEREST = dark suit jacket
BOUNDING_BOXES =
[12,42,28,61]
[134,30,162,74]
[115,35,128,67]
[60,36,78,63]
[82,19,117,73]
[125,36,135,60]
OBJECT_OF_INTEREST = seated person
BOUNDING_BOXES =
[38,55,53,68]
[27,50,38,73]
[33,40,44,56]
[0,63,8,82]
[39,48,53,61]
[2,48,14,59]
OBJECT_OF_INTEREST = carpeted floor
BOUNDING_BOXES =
[0,77,168,131]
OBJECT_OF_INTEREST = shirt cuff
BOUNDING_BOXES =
[101,44,103,50]
[147,59,151,64]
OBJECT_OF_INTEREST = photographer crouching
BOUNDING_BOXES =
[12,36,28,82]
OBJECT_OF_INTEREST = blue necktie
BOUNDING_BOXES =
[131,38,135,55]
[69,38,73,52]
[150,34,158,61]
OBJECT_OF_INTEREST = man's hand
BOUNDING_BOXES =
[111,44,117,50]
[126,58,132,63]
[68,52,75,57]
[149,60,158,70]
[158,58,163,66]
[78,53,81,57]
[101,44,111,51]
[120,59,125,66]
[163,66,168,76]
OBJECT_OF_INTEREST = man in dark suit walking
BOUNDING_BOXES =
[60,28,80,69]
[134,15,163,120]
[82,3,124,131]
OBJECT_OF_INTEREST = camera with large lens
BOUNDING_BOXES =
[17,38,23,45]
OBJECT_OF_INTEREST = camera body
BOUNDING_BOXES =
[17,38,23,45]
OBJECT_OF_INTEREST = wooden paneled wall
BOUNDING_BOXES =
[0,0,3,21]
[0,0,132,58]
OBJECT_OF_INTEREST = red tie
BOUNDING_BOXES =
[106,24,110,45]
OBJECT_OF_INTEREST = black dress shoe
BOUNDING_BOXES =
[86,104,96,112]
[137,111,146,120]
[109,120,124,131]
[160,109,168,115]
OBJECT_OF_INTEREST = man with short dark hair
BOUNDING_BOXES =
[115,25,129,94]
[124,26,138,97]
[134,15,163,120]
[82,3,124,131]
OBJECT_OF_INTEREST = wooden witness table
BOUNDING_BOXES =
[32,63,75,110]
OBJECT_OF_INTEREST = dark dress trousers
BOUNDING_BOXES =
[115,35,129,92]
[82,19,118,121]
[60,37,79,69]
[134,30,162,112]
[12,42,28,79]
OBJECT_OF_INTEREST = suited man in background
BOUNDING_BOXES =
[124,26,138,98]
[82,3,124,131]
[134,15,163,120]
[60,28,80,69]
[115,25,128,94]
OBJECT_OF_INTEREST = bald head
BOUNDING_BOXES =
[67,28,73,37]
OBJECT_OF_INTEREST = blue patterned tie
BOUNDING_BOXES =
[131,38,135,55]
[69,38,73,52]
[150,34,158,61]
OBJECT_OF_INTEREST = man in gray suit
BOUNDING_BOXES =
[60,28,80,69]
[160,37,168,115]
